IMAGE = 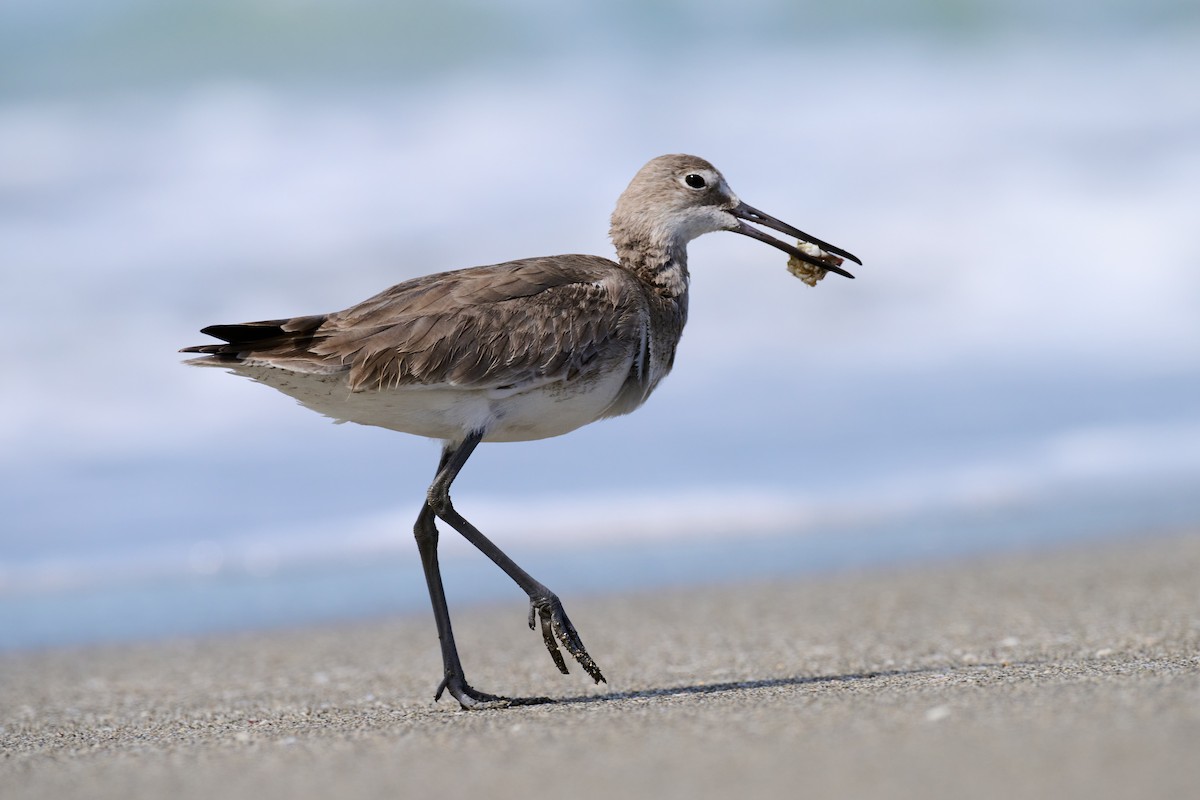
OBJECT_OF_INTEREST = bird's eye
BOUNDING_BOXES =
[684,173,707,189]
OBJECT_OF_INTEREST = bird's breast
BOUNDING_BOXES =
[481,356,637,442]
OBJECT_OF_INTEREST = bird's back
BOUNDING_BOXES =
[183,254,687,442]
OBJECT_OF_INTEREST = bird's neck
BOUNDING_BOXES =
[613,235,690,300]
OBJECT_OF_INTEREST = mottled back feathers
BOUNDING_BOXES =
[183,255,674,398]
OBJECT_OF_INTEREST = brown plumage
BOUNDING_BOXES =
[182,154,860,708]
[190,256,664,395]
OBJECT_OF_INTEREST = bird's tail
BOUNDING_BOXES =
[179,315,326,364]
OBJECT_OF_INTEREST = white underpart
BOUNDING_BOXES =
[227,352,638,444]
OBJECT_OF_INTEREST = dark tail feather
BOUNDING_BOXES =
[180,315,326,357]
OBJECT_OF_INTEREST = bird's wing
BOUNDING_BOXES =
[184,255,650,394]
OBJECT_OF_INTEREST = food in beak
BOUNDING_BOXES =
[786,241,844,287]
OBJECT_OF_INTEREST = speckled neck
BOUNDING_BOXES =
[611,231,690,300]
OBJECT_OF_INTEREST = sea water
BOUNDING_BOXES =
[2,1,1198,649]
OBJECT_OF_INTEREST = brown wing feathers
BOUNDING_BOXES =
[181,256,643,393]
[323,279,630,391]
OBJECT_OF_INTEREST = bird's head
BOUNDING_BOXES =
[611,153,859,278]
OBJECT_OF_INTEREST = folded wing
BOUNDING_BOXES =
[181,255,650,396]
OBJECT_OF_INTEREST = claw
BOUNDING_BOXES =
[540,609,571,674]
[530,594,607,685]
[435,673,512,710]
[554,612,606,685]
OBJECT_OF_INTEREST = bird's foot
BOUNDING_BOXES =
[528,594,607,685]
[434,674,558,710]
[434,674,511,710]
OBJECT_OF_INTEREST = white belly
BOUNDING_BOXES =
[228,358,637,443]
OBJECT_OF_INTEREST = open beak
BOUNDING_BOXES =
[730,201,860,279]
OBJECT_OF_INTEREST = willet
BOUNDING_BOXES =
[182,154,860,708]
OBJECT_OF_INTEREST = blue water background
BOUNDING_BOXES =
[1,1,1198,649]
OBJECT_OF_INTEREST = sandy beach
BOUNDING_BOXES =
[3,531,1198,800]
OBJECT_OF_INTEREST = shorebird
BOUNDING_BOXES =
[182,154,859,708]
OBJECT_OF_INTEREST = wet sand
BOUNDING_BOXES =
[3,531,1198,800]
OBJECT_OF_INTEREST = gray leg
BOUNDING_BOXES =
[413,471,506,708]
[422,431,606,705]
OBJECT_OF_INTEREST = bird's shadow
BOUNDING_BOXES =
[500,665,958,709]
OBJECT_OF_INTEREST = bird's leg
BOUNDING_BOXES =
[414,447,508,709]
[428,431,607,687]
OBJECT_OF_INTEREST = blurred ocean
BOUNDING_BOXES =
[2,1,1198,650]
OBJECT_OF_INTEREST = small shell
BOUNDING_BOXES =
[786,241,842,287]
